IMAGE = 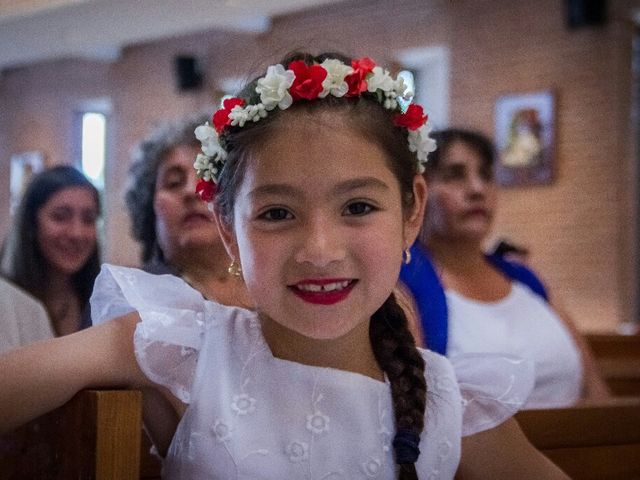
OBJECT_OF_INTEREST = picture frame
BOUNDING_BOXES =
[494,91,555,187]
[10,151,45,215]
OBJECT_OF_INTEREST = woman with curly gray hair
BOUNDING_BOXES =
[125,114,251,308]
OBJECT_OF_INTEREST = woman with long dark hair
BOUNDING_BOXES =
[2,165,101,336]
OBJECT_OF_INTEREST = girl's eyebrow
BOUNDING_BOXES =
[332,177,390,195]
[249,184,302,200]
[249,177,390,200]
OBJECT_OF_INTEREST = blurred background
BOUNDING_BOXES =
[0,0,637,333]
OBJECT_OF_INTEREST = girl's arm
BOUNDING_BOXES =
[0,312,149,433]
[457,418,570,479]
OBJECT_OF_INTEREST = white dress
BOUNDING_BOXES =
[446,282,583,409]
[91,265,534,480]
[0,277,53,354]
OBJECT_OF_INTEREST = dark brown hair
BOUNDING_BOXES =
[214,52,427,479]
[425,128,495,176]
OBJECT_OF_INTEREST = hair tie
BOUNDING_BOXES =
[392,428,421,464]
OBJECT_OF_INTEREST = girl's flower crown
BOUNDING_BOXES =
[193,57,436,202]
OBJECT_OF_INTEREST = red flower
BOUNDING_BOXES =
[212,97,245,133]
[393,104,427,131]
[288,60,327,101]
[196,178,216,202]
[345,57,376,96]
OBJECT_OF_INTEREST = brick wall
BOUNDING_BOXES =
[0,0,637,331]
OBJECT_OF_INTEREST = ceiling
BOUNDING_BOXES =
[0,0,343,72]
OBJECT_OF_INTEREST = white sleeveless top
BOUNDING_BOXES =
[91,265,534,480]
[446,282,583,409]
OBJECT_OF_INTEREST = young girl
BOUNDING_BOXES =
[0,53,568,479]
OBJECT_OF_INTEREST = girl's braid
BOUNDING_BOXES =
[370,293,427,480]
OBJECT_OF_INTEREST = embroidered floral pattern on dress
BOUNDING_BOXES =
[91,266,480,478]
[231,393,257,416]
[211,419,232,442]
[361,457,383,477]
[427,439,454,479]
[306,410,330,435]
[285,441,309,463]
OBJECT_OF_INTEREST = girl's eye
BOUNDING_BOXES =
[259,208,293,221]
[344,202,374,216]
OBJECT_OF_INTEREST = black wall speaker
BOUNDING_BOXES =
[174,55,203,92]
[566,0,607,28]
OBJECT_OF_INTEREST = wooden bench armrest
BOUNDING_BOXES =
[0,389,142,479]
[516,400,640,479]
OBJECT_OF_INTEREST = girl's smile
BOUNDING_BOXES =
[289,278,357,305]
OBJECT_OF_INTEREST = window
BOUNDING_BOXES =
[397,46,450,129]
[81,112,106,189]
[75,98,111,190]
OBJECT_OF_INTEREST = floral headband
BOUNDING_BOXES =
[193,57,436,202]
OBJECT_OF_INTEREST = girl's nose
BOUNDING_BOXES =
[294,215,346,268]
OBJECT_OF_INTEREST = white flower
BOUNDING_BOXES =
[194,123,225,158]
[362,457,382,477]
[228,105,252,127]
[256,64,295,110]
[193,153,222,182]
[306,411,330,435]
[408,123,437,167]
[367,66,394,93]
[211,419,232,442]
[230,393,257,416]
[319,58,352,98]
[383,97,398,110]
[194,122,216,142]
[285,441,309,463]
[193,152,211,171]
[193,153,212,180]
[245,103,268,122]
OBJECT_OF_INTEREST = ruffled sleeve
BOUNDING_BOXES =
[449,354,535,436]
[90,264,208,403]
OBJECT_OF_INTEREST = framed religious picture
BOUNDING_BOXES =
[10,151,45,215]
[494,91,555,187]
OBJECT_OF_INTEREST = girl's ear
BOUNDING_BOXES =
[213,207,240,261]
[404,174,427,247]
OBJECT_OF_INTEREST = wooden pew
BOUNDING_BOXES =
[0,390,142,479]
[586,333,640,396]
[2,390,639,479]
[516,399,640,480]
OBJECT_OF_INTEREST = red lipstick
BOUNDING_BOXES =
[289,279,356,305]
